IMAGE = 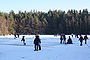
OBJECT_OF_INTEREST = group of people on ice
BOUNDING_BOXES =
[60,34,73,44]
[15,33,89,51]
[60,34,88,46]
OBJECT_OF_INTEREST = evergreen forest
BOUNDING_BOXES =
[0,9,90,35]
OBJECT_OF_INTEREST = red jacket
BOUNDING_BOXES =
[84,36,88,40]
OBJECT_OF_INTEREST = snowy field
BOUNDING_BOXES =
[0,35,90,60]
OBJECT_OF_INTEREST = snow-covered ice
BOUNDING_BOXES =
[0,35,90,60]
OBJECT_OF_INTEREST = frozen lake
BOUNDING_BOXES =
[0,35,90,60]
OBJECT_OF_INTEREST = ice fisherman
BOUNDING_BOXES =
[67,36,73,44]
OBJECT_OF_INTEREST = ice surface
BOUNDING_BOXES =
[0,35,90,60]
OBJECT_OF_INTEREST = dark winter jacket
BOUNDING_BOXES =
[79,36,83,42]
[60,36,63,40]
[67,38,72,44]
[21,37,25,41]
[34,37,41,45]
[63,35,66,40]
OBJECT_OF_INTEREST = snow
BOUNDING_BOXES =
[0,35,90,60]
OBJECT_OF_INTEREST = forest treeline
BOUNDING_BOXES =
[0,9,90,35]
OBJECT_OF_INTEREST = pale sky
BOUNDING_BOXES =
[0,0,90,13]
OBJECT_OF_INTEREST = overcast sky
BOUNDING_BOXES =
[0,0,90,13]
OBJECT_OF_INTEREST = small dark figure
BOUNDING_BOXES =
[14,34,17,39]
[84,35,88,44]
[67,36,73,44]
[21,36,26,45]
[79,36,84,46]
[60,35,63,44]
[63,34,66,44]
[34,35,41,51]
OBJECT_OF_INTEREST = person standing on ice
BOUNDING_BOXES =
[84,35,88,44]
[79,35,84,46]
[34,35,41,51]
[21,36,26,45]
[60,35,63,44]
[63,34,66,44]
